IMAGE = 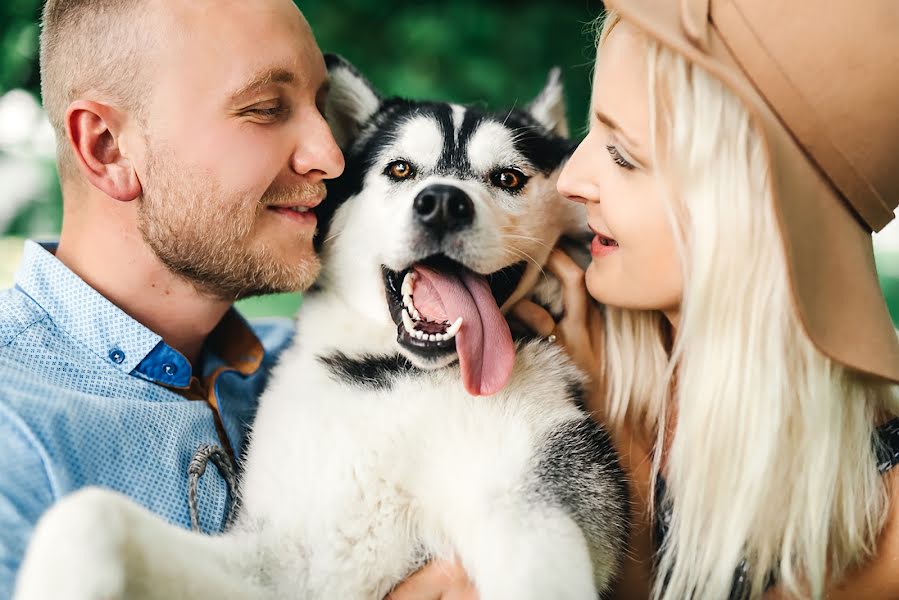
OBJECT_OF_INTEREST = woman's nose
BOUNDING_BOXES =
[557,139,600,205]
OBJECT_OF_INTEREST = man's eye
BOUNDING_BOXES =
[245,105,290,120]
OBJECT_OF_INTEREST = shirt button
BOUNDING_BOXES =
[109,349,126,364]
[163,363,177,376]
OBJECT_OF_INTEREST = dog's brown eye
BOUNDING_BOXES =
[386,160,415,181]
[498,171,519,188]
[491,168,528,192]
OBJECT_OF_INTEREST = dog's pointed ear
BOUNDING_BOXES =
[324,54,382,150]
[526,67,569,139]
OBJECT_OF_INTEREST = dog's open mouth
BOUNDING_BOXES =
[384,256,526,396]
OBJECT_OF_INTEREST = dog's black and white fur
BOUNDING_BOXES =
[14,56,629,600]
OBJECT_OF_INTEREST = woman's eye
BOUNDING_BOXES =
[605,144,635,170]
[490,168,529,192]
[385,160,416,181]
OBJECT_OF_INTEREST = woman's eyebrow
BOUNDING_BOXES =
[595,108,649,166]
[594,109,640,149]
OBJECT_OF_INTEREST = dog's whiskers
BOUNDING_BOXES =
[501,100,519,127]
[500,233,553,251]
[321,231,342,245]
[502,246,547,280]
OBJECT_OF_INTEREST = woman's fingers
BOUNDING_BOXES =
[546,249,589,324]
[511,299,556,338]
[386,560,477,600]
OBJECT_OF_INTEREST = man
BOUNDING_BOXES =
[2,0,481,595]
[0,0,342,594]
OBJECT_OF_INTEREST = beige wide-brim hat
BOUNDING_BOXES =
[603,0,899,383]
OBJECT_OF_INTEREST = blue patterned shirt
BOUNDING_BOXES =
[0,241,295,597]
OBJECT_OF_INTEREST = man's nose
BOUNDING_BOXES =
[413,184,475,235]
[291,111,345,183]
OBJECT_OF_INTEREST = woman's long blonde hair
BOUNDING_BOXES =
[595,11,899,599]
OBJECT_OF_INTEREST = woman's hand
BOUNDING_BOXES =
[512,249,606,404]
[386,560,478,600]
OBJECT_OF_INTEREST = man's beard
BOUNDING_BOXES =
[138,150,322,301]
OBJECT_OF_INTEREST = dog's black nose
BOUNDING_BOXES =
[413,185,475,233]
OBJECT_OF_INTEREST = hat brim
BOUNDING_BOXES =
[605,0,899,383]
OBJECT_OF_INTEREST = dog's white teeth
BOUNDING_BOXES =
[401,272,424,320]
[402,294,422,321]
[402,309,416,334]
[445,317,463,337]
[403,310,461,344]
[402,272,415,296]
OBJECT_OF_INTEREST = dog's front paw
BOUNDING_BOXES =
[530,272,565,320]
[14,487,131,600]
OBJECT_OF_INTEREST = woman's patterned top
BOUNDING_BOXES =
[653,417,899,599]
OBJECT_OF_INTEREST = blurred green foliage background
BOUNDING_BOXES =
[3,0,899,323]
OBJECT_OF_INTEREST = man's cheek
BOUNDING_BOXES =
[218,139,286,192]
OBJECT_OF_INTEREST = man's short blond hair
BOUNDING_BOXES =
[39,0,152,182]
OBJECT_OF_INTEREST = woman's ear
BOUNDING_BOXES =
[65,100,142,202]
[323,54,382,151]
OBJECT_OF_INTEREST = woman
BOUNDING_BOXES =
[392,0,899,598]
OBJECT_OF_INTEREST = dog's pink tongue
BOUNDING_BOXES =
[414,266,515,396]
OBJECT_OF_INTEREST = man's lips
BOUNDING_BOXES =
[268,205,318,224]
[266,191,327,211]
[267,202,322,226]
[265,188,327,225]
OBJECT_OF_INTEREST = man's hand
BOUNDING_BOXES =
[386,560,478,600]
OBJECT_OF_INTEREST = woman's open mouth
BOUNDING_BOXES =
[588,225,619,257]
[598,235,618,247]
[591,234,619,257]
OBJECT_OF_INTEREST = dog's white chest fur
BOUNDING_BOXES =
[238,313,591,598]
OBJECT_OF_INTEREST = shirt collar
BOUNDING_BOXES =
[201,310,265,377]
[14,240,264,386]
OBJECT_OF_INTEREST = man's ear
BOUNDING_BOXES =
[526,67,569,139]
[323,53,382,151]
[65,100,142,201]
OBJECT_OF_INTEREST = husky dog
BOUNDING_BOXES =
[14,56,628,600]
